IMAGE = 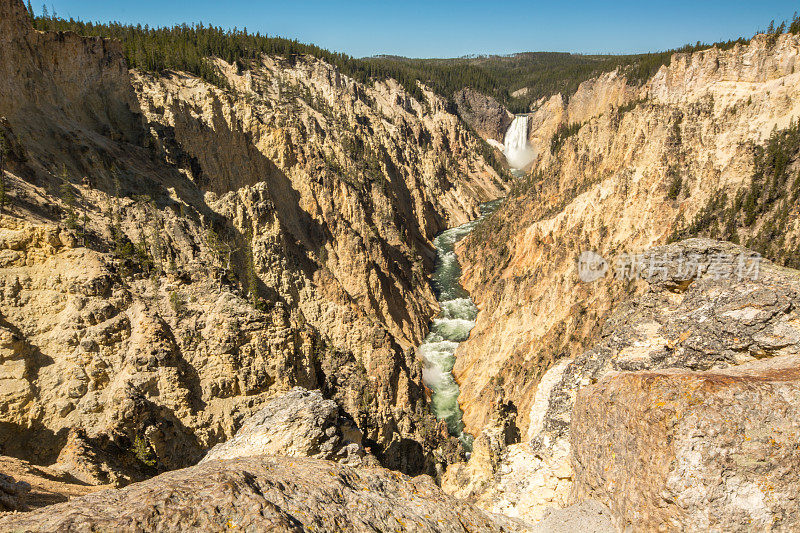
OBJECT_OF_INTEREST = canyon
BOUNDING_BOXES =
[0,0,505,483]
[0,0,799,530]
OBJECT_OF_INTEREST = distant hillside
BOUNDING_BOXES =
[363,45,747,113]
[32,10,796,114]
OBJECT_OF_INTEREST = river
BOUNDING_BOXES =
[417,199,503,450]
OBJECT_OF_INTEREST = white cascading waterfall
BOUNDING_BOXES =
[503,115,535,170]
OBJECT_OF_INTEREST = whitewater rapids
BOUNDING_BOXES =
[417,199,502,450]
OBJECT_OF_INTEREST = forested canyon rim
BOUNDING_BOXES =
[1,0,800,530]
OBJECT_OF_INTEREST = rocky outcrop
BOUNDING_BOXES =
[532,239,799,515]
[0,0,507,484]
[562,240,800,530]
[0,455,531,532]
[446,238,800,523]
[454,88,515,142]
[201,387,367,465]
[572,354,800,531]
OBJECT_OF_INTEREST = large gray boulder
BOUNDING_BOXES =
[201,388,366,465]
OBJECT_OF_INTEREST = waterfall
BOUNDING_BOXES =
[503,115,535,170]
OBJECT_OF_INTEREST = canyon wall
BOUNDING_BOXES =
[453,88,514,143]
[0,0,506,483]
[455,32,800,440]
[443,33,800,526]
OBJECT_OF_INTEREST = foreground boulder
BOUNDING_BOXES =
[572,354,800,531]
[526,239,800,519]
[0,456,529,532]
[201,388,367,465]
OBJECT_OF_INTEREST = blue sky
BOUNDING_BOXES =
[37,0,800,58]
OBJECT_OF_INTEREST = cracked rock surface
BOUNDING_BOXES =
[201,387,368,465]
[0,456,531,532]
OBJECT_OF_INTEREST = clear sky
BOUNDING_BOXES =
[37,0,800,58]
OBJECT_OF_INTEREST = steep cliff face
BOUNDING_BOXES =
[133,55,506,352]
[0,0,506,482]
[523,70,637,156]
[0,0,140,149]
[453,88,515,144]
[454,33,800,440]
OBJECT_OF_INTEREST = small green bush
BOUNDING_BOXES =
[169,290,187,315]
[132,435,156,467]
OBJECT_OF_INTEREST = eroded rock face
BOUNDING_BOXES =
[0,215,319,478]
[0,456,531,533]
[201,387,367,465]
[454,88,515,143]
[572,355,800,531]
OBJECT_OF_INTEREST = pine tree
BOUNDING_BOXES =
[25,0,34,21]
[0,135,6,213]
[790,12,800,34]
[135,229,152,273]
[244,229,261,309]
[59,166,78,230]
